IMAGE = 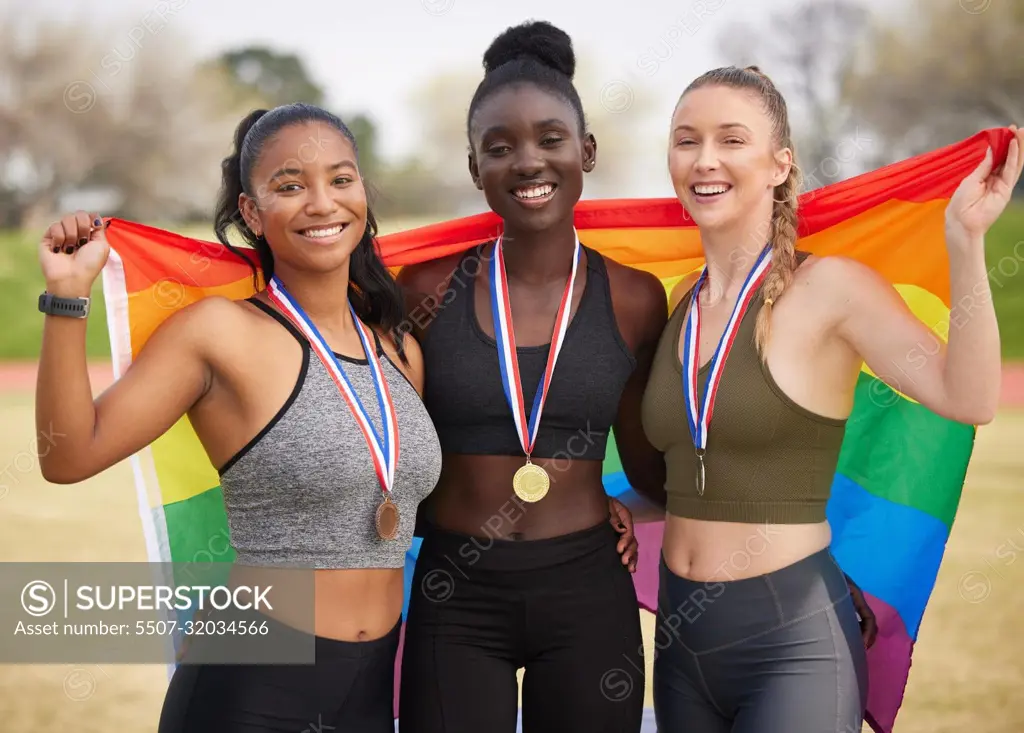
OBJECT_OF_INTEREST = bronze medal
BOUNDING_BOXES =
[375,494,400,540]
[265,278,403,548]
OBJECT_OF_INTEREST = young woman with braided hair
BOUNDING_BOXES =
[640,66,1023,731]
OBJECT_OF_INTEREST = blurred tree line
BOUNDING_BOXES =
[716,0,1023,192]
[0,12,467,229]
[0,0,1020,231]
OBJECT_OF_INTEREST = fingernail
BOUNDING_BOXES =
[52,246,59,253]
[64,246,74,254]
[93,218,101,226]
[78,237,87,246]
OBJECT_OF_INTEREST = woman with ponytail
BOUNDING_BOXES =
[641,66,1024,731]
[34,103,442,731]
[396,20,666,733]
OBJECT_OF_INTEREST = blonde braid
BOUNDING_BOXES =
[754,167,800,359]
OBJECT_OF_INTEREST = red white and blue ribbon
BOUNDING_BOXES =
[681,244,773,451]
[266,275,399,496]
[489,232,582,457]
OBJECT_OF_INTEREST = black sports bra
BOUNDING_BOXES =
[419,243,637,461]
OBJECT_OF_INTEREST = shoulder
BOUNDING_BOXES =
[396,245,482,301]
[602,255,668,322]
[602,255,669,350]
[152,294,252,347]
[788,253,902,327]
[377,326,426,396]
[133,296,259,386]
[795,253,891,295]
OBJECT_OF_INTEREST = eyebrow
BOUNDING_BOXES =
[674,123,753,134]
[479,118,571,137]
[269,160,357,180]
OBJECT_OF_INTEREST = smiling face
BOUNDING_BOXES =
[668,85,791,233]
[468,83,596,235]
[239,121,367,274]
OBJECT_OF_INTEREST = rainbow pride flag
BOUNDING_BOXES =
[100,127,1013,733]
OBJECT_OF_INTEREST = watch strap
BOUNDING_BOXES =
[39,292,91,319]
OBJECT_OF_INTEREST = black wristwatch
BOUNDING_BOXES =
[38,292,91,319]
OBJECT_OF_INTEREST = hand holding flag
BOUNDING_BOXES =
[945,125,1024,248]
[39,211,111,297]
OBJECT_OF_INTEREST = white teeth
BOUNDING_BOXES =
[302,224,344,238]
[514,184,554,200]
[693,184,730,195]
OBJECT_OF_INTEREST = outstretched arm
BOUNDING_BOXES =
[35,213,217,483]
[831,127,1023,425]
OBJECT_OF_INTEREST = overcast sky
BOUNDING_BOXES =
[28,0,898,196]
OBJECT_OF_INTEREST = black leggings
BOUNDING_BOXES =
[653,547,868,732]
[158,611,401,733]
[399,520,645,733]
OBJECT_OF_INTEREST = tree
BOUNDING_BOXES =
[842,0,1024,164]
[345,113,383,189]
[405,69,483,212]
[214,46,325,108]
[0,13,290,228]
[209,46,385,193]
[715,0,875,189]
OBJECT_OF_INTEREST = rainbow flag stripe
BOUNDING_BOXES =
[100,127,1014,733]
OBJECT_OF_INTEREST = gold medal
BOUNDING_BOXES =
[490,234,582,508]
[513,460,550,503]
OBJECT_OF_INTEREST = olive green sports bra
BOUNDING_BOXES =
[640,267,847,524]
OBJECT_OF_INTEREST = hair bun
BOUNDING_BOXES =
[483,20,575,78]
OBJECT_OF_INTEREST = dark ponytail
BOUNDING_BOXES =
[212,103,408,364]
[214,109,271,286]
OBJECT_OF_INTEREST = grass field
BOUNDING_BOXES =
[2,202,1024,359]
[0,384,1022,730]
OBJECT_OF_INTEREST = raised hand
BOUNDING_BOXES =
[38,211,111,297]
[946,125,1024,247]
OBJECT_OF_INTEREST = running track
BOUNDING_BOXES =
[3,361,1024,405]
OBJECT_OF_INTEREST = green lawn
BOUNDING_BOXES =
[2,204,1023,359]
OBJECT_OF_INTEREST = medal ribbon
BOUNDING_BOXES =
[490,232,582,458]
[681,244,773,452]
[266,276,399,496]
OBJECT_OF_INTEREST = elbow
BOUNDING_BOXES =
[39,465,72,485]
[970,405,998,426]
[964,392,1000,426]
[39,458,87,485]
[949,402,998,426]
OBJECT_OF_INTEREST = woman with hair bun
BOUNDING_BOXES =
[397,19,667,733]
[641,65,1022,731]
[34,102,443,731]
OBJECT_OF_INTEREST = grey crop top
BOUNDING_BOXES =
[217,298,442,569]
